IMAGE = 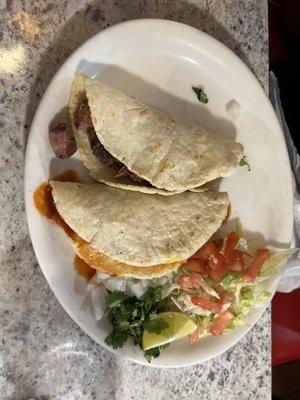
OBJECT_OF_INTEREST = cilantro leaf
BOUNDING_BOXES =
[144,347,161,363]
[105,290,127,310]
[144,344,169,363]
[239,156,251,171]
[104,287,170,362]
[115,315,131,332]
[192,86,209,104]
[105,329,128,349]
[143,312,169,334]
[133,335,142,347]
[142,286,164,314]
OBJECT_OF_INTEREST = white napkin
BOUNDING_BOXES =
[270,71,300,292]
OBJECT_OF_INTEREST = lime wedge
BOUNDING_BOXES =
[142,312,197,350]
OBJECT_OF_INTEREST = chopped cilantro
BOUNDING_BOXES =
[239,156,251,171]
[104,286,170,362]
[105,290,127,310]
[143,312,169,334]
[105,329,128,349]
[192,86,209,103]
[144,344,169,363]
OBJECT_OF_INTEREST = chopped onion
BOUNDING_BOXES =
[86,273,102,293]
[105,278,127,292]
[96,271,111,280]
[86,282,96,293]
[146,276,168,288]
[128,281,147,298]
[140,279,150,290]
[226,99,241,119]
[166,272,175,284]
[89,285,106,321]
[89,273,102,285]
[154,276,168,286]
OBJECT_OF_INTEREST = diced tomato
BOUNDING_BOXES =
[243,249,271,282]
[194,242,219,261]
[226,248,247,271]
[189,231,257,283]
[207,252,227,270]
[227,259,244,271]
[210,310,234,336]
[221,290,235,304]
[214,285,235,305]
[208,267,228,282]
[184,258,206,273]
[191,295,223,314]
[178,274,203,290]
[188,329,200,345]
[224,232,240,257]
[213,238,224,251]
[231,249,246,260]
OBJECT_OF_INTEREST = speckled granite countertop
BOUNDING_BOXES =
[0,1,270,399]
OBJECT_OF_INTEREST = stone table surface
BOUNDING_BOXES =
[0,1,270,399]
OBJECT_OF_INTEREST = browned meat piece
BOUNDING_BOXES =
[75,102,93,129]
[114,165,130,178]
[87,128,116,165]
[75,100,146,183]
[49,122,77,159]
[129,172,145,183]
[114,165,145,182]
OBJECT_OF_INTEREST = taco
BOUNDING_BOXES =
[50,181,229,275]
[66,74,243,193]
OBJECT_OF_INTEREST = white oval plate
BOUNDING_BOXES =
[25,19,293,367]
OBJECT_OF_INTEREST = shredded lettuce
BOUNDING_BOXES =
[162,283,180,299]
[220,273,238,289]
[169,248,295,334]
[190,315,211,338]
[173,293,212,316]
[227,289,272,331]
[241,287,254,300]
[200,279,220,299]
[218,249,296,330]
[260,249,297,277]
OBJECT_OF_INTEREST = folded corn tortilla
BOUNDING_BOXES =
[50,181,229,269]
[71,240,183,279]
[69,74,178,195]
[69,73,244,193]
